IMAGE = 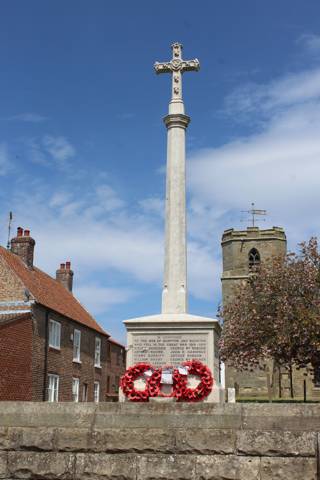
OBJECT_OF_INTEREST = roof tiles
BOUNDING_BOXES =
[0,247,108,336]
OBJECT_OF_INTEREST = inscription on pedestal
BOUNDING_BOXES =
[132,333,208,367]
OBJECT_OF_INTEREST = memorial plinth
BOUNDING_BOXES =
[124,314,221,401]
[123,43,222,402]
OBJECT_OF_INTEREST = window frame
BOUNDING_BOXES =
[114,375,120,393]
[82,383,88,402]
[248,248,261,269]
[49,320,61,350]
[72,377,80,402]
[94,381,100,403]
[314,364,320,388]
[73,329,81,363]
[94,337,101,368]
[48,374,59,402]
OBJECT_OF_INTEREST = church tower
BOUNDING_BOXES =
[221,226,287,397]
[221,226,287,306]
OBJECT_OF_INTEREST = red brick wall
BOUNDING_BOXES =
[106,341,126,400]
[0,317,33,400]
[32,304,107,402]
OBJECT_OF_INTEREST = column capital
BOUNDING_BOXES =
[163,113,190,129]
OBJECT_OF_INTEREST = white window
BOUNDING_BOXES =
[94,381,100,403]
[48,374,59,402]
[49,320,61,349]
[73,329,81,362]
[95,337,101,367]
[72,377,80,402]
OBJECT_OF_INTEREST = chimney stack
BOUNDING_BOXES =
[11,228,35,268]
[56,261,74,292]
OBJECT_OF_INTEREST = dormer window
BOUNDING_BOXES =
[249,248,260,268]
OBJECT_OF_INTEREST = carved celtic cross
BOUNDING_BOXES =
[154,43,200,102]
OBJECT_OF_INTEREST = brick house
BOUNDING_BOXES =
[105,338,126,401]
[0,227,113,402]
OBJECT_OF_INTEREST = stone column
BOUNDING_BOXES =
[162,113,190,314]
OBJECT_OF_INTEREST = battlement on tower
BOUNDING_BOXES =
[221,226,286,245]
[221,226,287,293]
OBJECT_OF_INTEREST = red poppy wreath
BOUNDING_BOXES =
[120,362,153,402]
[180,360,214,402]
[120,360,214,402]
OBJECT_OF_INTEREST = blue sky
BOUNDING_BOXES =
[1,1,320,343]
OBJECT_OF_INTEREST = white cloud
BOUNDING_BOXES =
[95,185,125,211]
[75,283,137,316]
[224,68,320,117]
[27,138,48,165]
[25,135,76,169]
[139,197,164,217]
[297,33,320,54]
[10,182,164,285]
[8,113,47,123]
[189,60,320,252]
[42,135,75,164]
[188,241,220,303]
[49,192,72,208]
[7,174,219,318]
[34,215,164,284]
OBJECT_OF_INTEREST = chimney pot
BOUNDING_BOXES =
[60,263,65,270]
[24,229,30,237]
[17,227,23,237]
[66,261,71,270]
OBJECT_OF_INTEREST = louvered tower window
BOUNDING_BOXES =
[248,248,261,268]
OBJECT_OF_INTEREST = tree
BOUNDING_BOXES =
[219,238,320,394]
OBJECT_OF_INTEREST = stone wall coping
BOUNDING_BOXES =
[0,402,319,430]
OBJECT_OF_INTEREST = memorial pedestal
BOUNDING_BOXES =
[123,313,221,402]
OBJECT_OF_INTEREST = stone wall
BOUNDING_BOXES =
[0,402,319,479]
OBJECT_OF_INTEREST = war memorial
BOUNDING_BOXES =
[0,43,319,479]
[123,43,221,403]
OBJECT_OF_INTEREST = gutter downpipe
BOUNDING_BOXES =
[43,309,49,401]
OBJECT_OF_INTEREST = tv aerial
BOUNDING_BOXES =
[6,211,13,249]
[241,203,266,227]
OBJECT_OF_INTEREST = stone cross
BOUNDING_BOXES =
[154,43,200,314]
[154,42,200,115]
